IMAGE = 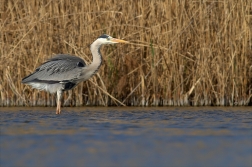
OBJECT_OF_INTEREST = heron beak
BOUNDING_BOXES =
[111,38,129,43]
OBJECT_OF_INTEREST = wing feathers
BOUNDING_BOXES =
[22,54,86,84]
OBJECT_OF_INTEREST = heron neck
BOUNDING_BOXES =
[82,41,102,80]
[89,40,103,75]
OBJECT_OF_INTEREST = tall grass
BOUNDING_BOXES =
[0,0,251,107]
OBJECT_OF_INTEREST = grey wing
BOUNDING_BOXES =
[22,54,86,84]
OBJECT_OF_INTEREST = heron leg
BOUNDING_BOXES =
[56,90,62,114]
[56,100,61,114]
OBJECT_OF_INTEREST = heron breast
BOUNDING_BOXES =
[77,62,85,67]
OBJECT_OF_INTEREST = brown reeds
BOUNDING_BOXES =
[0,0,251,107]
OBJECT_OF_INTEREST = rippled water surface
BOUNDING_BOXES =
[0,107,252,167]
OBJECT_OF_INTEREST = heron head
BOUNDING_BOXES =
[97,34,129,44]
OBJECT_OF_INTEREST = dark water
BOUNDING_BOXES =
[0,107,251,167]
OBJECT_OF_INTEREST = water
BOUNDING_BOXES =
[0,107,251,167]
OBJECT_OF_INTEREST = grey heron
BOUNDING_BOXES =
[22,34,129,114]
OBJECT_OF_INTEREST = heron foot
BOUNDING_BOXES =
[56,108,61,114]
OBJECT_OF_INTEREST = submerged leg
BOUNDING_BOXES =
[56,90,62,114]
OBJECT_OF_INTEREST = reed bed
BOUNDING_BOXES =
[0,0,251,107]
